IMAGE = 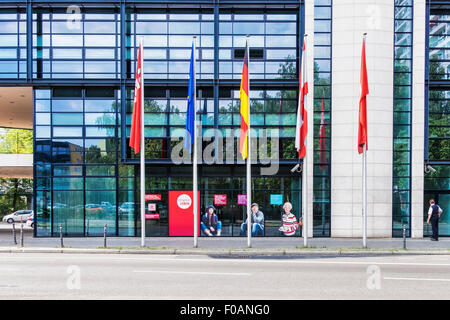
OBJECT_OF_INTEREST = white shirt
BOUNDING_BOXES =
[428,205,443,216]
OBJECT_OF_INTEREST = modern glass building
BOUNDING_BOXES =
[0,0,447,238]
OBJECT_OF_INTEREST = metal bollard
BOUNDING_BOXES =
[59,224,63,248]
[12,222,17,245]
[20,219,24,247]
[103,224,107,248]
[402,225,407,250]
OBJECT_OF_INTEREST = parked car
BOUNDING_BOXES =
[100,201,115,211]
[85,204,105,214]
[2,210,33,224]
[26,217,34,228]
[119,202,134,216]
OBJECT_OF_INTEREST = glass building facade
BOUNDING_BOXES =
[1,0,447,238]
[312,0,332,237]
[393,0,413,237]
[425,0,450,237]
[10,0,316,237]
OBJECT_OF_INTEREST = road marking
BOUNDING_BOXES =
[133,270,251,276]
[384,277,450,282]
[115,257,450,267]
[1,253,449,268]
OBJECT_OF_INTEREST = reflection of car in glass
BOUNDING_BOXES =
[26,217,34,228]
[2,210,33,224]
[119,202,134,216]
[85,204,105,214]
[100,202,114,211]
[52,203,67,209]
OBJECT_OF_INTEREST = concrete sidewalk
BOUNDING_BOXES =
[0,229,449,255]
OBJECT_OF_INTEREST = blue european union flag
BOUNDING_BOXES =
[185,43,195,154]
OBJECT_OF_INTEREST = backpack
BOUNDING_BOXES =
[431,205,441,216]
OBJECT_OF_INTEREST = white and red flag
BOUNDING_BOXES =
[129,39,146,247]
[295,36,308,159]
[129,41,143,154]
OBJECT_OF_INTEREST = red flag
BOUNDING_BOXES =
[295,37,308,159]
[129,42,143,154]
[319,93,327,170]
[358,37,369,154]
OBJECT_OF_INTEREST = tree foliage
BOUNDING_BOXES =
[0,129,33,154]
[0,178,33,216]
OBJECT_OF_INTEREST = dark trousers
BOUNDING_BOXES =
[431,215,439,240]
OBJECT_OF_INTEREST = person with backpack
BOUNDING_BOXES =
[427,199,443,241]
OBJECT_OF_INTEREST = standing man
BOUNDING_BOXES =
[240,203,264,236]
[427,199,443,241]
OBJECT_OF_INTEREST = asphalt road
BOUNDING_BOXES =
[0,253,449,300]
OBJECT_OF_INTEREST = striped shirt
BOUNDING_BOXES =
[279,213,299,236]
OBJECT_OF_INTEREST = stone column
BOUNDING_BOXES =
[332,0,394,237]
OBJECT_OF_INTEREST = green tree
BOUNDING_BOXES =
[0,178,33,216]
[0,129,33,217]
[0,129,33,154]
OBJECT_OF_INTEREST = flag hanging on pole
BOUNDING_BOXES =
[185,38,199,247]
[295,37,308,159]
[129,41,143,154]
[239,40,250,160]
[358,37,369,154]
[130,39,145,247]
[319,93,327,170]
[185,43,196,154]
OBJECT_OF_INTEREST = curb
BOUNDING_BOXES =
[0,247,449,256]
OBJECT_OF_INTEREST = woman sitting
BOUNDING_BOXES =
[279,202,302,236]
[201,205,222,236]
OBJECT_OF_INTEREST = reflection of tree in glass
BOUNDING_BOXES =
[429,53,446,80]
[85,145,115,164]
[428,89,450,162]
[276,55,297,80]
[128,100,168,160]
[93,101,118,137]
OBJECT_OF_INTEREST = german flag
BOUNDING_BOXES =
[240,40,250,160]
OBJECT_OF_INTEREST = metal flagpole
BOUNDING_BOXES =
[246,36,251,248]
[193,37,198,248]
[362,33,367,249]
[303,34,308,248]
[303,155,308,247]
[140,38,146,247]
[363,144,367,248]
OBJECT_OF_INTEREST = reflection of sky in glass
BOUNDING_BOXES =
[169,22,200,34]
[52,100,83,112]
[85,100,115,112]
[266,23,296,34]
[0,21,18,33]
[86,49,115,59]
[86,127,115,137]
[85,113,116,125]
[53,113,83,125]
[53,126,83,138]
[85,61,116,73]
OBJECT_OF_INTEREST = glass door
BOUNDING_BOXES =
[424,192,450,237]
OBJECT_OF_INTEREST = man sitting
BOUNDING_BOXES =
[240,203,264,236]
